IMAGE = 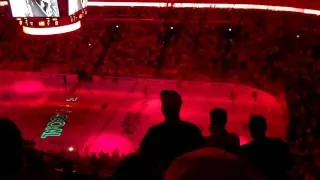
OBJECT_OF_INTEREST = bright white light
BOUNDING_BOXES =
[23,21,81,35]
[68,146,75,152]
[87,2,167,7]
[7,0,28,17]
[1,1,320,15]
[228,28,232,31]
[116,25,119,28]
[296,34,300,38]
[84,2,320,16]
[170,26,173,30]
[0,1,8,6]
[68,0,86,15]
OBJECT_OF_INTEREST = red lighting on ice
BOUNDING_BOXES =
[239,136,250,145]
[22,21,81,35]
[12,80,44,94]
[84,133,133,155]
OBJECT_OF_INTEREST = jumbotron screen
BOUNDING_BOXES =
[68,0,87,15]
[9,0,60,17]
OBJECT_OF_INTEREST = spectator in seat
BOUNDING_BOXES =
[164,147,260,180]
[205,108,240,154]
[140,90,204,175]
[0,118,59,180]
[240,115,293,180]
[113,152,161,180]
[0,117,24,179]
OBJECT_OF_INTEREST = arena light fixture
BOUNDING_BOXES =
[0,1,7,6]
[1,1,320,15]
[88,1,167,7]
[22,21,81,35]
[86,2,320,15]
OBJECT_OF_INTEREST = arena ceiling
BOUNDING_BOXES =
[88,0,320,9]
[1,0,320,10]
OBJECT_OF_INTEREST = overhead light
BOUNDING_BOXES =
[23,21,81,35]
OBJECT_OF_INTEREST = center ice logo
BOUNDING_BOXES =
[40,95,77,139]
[41,113,67,139]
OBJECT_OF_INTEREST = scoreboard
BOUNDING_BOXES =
[8,0,88,35]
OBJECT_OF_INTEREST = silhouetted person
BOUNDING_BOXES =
[89,154,100,179]
[113,152,161,180]
[165,148,260,180]
[61,161,75,180]
[0,118,59,180]
[139,90,204,176]
[205,108,240,153]
[0,118,23,179]
[240,115,293,180]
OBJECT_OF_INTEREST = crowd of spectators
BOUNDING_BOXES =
[1,6,320,179]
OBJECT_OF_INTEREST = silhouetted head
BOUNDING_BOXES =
[165,148,260,180]
[160,90,182,120]
[249,115,267,140]
[62,160,74,173]
[0,118,23,174]
[113,152,162,180]
[209,108,227,133]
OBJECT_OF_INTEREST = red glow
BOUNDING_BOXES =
[239,136,250,145]
[22,21,81,35]
[83,133,133,156]
[12,80,44,94]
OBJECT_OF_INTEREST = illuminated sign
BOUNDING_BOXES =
[41,113,68,139]
[41,90,78,138]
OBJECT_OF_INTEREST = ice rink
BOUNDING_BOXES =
[0,71,288,156]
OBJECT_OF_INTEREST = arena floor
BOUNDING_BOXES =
[0,71,288,156]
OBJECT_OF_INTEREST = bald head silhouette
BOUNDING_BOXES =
[160,90,182,121]
[249,115,267,140]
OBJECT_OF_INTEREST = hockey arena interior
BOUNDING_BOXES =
[0,0,320,179]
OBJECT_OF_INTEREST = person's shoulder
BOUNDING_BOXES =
[266,138,288,147]
[180,121,202,132]
[265,137,286,144]
[180,120,198,128]
[204,136,211,141]
[240,141,255,152]
[148,123,164,132]
[241,142,251,149]
[228,133,240,140]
